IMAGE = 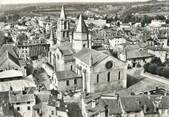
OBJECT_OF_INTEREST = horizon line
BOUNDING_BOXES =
[0,0,156,5]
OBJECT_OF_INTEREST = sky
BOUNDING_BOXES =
[0,0,151,4]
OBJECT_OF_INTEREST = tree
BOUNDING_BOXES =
[166,19,169,24]
[16,33,28,45]
[155,15,166,21]
[144,63,150,72]
[156,66,164,76]
[150,57,162,66]
[163,68,169,78]
[141,15,153,27]
[148,63,158,74]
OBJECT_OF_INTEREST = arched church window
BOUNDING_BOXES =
[97,74,99,83]
[107,72,110,82]
[118,71,121,80]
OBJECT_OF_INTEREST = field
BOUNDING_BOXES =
[0,0,169,20]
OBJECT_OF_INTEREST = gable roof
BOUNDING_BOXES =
[66,102,83,117]
[101,99,122,115]
[120,95,156,114]
[56,70,81,81]
[10,93,35,103]
[0,70,23,79]
[53,42,75,56]
[126,49,153,59]
[120,96,141,113]
[0,51,20,70]
[75,14,88,33]
[0,44,19,58]
[74,48,109,67]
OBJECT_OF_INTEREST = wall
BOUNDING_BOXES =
[13,100,35,117]
[73,32,89,52]
[75,56,127,93]
[58,77,82,92]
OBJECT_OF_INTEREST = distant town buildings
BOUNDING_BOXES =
[0,3,169,117]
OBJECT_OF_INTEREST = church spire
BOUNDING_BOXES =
[60,5,66,19]
[76,14,88,33]
[49,28,55,46]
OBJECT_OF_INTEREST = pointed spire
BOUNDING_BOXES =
[60,5,66,20]
[76,14,88,33]
[49,29,54,40]
[49,29,55,45]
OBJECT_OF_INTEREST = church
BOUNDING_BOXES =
[48,6,127,93]
[48,6,91,71]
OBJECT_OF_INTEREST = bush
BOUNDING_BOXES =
[16,33,28,45]
[148,63,158,74]
[156,66,164,76]
[150,57,162,66]
[143,63,150,72]
[163,68,169,78]
[136,63,141,68]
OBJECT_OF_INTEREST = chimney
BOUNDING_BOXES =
[105,105,108,117]
[56,101,60,107]
[143,104,147,113]
[152,102,158,113]
[91,100,96,108]
[58,92,63,100]
[88,32,92,49]
[115,93,120,101]
[156,87,159,92]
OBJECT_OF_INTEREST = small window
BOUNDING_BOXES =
[107,72,110,82]
[27,101,30,104]
[118,71,121,80]
[57,54,59,59]
[70,65,73,71]
[83,44,86,47]
[27,106,30,110]
[66,80,69,86]
[74,79,77,85]
[51,111,54,115]
[97,74,99,83]
[17,107,20,111]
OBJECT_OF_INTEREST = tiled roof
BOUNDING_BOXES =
[34,90,51,103]
[0,92,14,116]
[101,99,122,115]
[126,48,153,59]
[0,75,36,92]
[0,51,21,70]
[64,55,75,62]
[10,93,35,103]
[66,102,83,117]
[44,62,54,71]
[0,44,19,58]
[0,70,23,79]
[52,42,75,56]
[120,96,141,112]
[159,96,169,109]
[56,70,81,81]
[74,48,108,67]
[18,59,26,67]
[150,95,169,109]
